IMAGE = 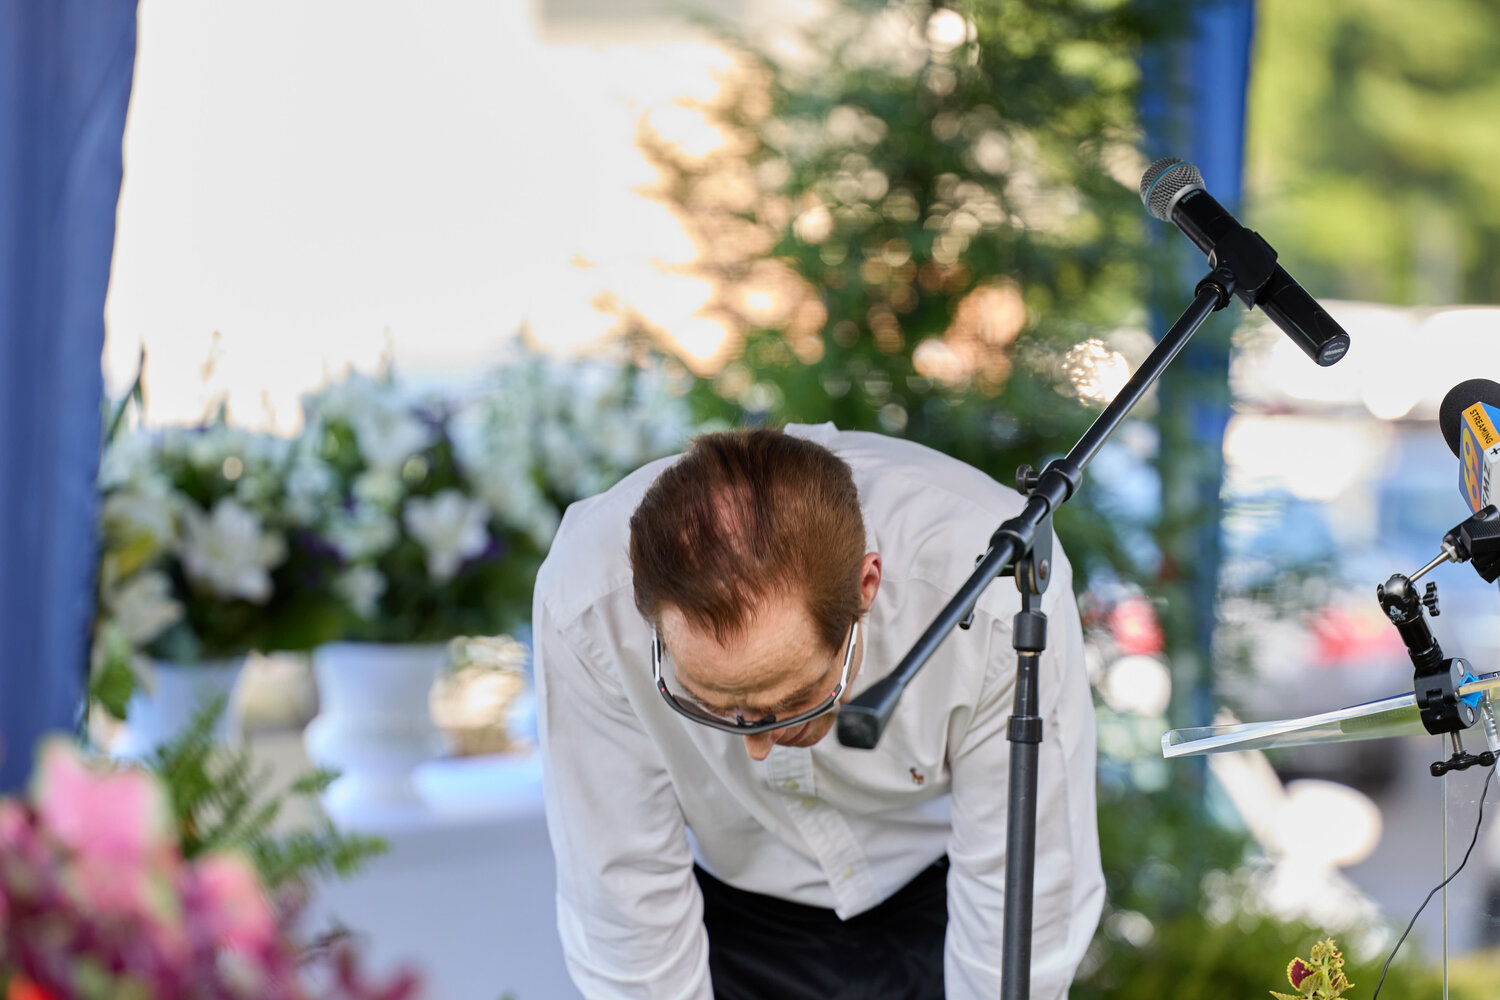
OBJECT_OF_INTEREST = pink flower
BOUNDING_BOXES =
[0,801,20,920]
[0,799,26,841]
[0,802,48,913]
[32,739,174,863]
[30,739,180,923]
[195,852,278,955]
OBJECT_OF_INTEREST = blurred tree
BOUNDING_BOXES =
[1246,0,1500,305]
[637,0,1164,586]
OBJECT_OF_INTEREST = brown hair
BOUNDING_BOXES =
[629,428,865,651]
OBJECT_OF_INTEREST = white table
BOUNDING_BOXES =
[255,732,582,1000]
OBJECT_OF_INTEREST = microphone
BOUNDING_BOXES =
[1437,378,1500,583]
[1139,157,1351,367]
[1440,378,1500,514]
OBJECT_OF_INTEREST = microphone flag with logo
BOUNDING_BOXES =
[1439,378,1500,514]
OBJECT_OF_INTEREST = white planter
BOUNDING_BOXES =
[304,641,453,823]
[112,657,245,761]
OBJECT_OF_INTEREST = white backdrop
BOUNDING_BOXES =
[104,0,814,431]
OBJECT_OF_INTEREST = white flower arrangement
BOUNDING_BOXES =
[289,370,545,643]
[468,345,711,514]
[91,420,316,716]
[92,347,713,710]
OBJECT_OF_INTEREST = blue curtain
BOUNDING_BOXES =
[1139,0,1257,730]
[0,0,138,791]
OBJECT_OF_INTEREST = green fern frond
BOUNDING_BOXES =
[289,767,339,796]
[143,695,386,890]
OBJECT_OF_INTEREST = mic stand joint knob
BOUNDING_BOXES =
[1431,747,1497,777]
[1430,731,1495,777]
[1016,465,1038,495]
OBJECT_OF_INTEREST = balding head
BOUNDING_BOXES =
[629,428,866,653]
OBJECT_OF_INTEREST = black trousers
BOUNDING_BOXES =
[694,857,948,1000]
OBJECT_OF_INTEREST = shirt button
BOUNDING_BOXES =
[783,780,799,791]
[841,866,855,880]
[801,796,818,809]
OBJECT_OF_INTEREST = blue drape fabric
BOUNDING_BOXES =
[1139,0,1257,729]
[0,0,138,791]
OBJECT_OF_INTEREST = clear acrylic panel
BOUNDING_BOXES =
[1162,673,1500,990]
[1162,673,1500,759]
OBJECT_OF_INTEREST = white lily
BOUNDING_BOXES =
[352,402,436,472]
[284,455,337,526]
[596,419,643,471]
[524,505,562,548]
[101,483,177,564]
[178,498,287,603]
[105,569,184,645]
[334,564,387,619]
[538,421,590,500]
[403,489,491,583]
[98,432,163,491]
[302,370,384,425]
[353,468,405,511]
[325,501,399,562]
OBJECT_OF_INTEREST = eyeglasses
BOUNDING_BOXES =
[652,619,859,735]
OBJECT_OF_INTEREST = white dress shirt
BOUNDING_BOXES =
[534,424,1103,1000]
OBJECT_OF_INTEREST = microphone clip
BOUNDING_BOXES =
[1193,266,1236,311]
[1207,225,1279,305]
[1192,225,1278,313]
[1443,505,1500,583]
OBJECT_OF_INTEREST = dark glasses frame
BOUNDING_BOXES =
[651,619,859,735]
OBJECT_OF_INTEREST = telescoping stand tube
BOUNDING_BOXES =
[836,268,1238,1000]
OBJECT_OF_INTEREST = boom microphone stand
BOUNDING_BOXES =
[836,256,1270,1000]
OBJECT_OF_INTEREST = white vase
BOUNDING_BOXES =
[304,641,453,823]
[112,657,245,761]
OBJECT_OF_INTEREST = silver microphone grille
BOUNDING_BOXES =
[1139,157,1203,221]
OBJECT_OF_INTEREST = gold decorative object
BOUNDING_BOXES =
[431,635,531,757]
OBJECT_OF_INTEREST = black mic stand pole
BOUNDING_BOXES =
[837,265,1247,1000]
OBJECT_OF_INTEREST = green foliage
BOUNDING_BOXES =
[1247,0,1500,304]
[1093,709,1246,918]
[89,623,138,719]
[1075,914,1449,1000]
[145,696,386,890]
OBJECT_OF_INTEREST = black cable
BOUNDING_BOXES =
[1370,763,1496,1000]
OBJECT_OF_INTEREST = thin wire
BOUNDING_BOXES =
[1371,764,1496,1000]
[1442,766,1450,1000]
